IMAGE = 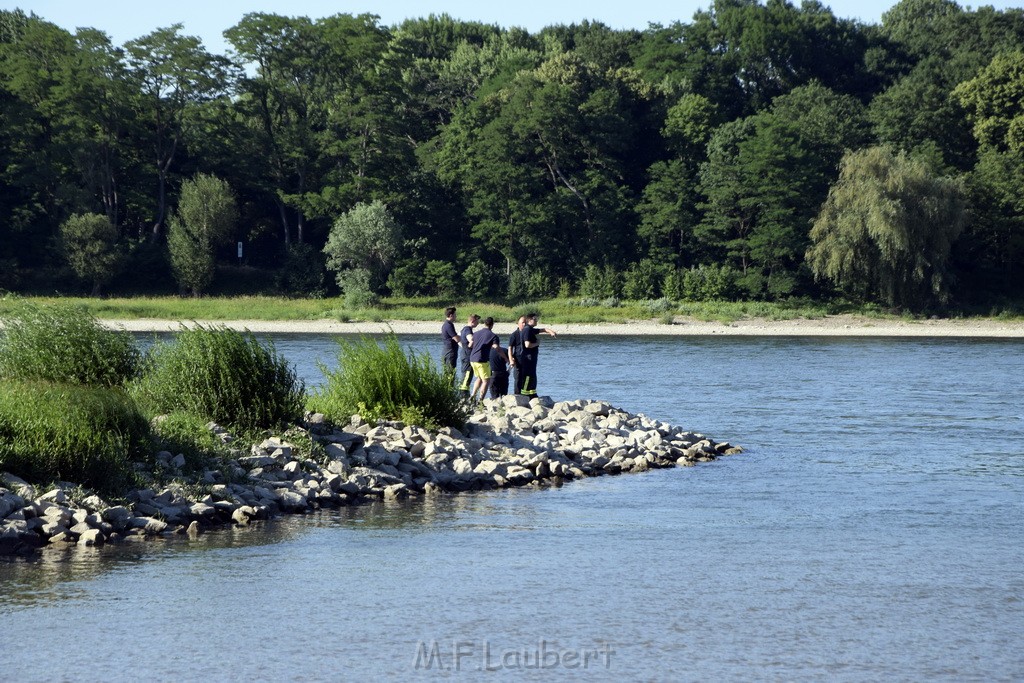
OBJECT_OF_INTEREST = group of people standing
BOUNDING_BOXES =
[441,307,557,401]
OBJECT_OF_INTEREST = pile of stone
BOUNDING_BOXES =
[0,395,741,554]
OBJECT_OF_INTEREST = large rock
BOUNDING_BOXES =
[500,394,531,408]
[1,473,35,499]
[77,529,104,546]
[189,502,216,517]
[239,455,279,469]
[473,461,507,477]
[38,488,67,505]
[129,517,168,534]
[0,492,25,520]
[366,446,401,469]
[232,506,255,525]
[451,458,474,476]
[101,506,132,529]
[383,484,409,500]
[276,489,308,511]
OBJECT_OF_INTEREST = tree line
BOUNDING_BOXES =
[1,0,1022,311]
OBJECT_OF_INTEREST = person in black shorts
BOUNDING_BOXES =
[519,312,556,396]
[440,306,459,372]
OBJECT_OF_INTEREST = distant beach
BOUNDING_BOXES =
[103,315,1024,338]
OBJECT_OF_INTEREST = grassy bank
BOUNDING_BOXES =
[0,303,471,493]
[5,294,1009,325]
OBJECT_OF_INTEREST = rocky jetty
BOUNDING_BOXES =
[0,396,741,554]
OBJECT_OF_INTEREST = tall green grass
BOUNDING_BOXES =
[309,334,466,430]
[0,301,141,386]
[130,325,305,432]
[0,381,149,491]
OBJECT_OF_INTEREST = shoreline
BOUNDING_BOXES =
[1,396,739,555]
[100,315,1024,338]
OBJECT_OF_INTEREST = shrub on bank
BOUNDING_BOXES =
[0,381,149,490]
[130,325,304,432]
[150,410,232,472]
[0,301,141,386]
[309,334,466,430]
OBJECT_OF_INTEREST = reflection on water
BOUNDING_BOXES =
[2,335,1023,682]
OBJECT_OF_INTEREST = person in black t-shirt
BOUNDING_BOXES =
[468,317,503,401]
[509,315,527,394]
[457,314,479,394]
[518,312,556,396]
[489,331,510,399]
[440,306,459,371]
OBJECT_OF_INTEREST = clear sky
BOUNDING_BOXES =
[4,0,1022,54]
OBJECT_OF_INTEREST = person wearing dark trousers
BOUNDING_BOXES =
[457,313,479,395]
[509,315,527,394]
[489,333,510,398]
[519,312,556,396]
[440,306,459,372]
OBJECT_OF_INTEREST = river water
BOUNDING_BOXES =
[2,334,1022,681]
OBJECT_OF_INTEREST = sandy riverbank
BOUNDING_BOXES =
[102,315,1024,338]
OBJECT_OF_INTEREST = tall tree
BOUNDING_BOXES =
[806,146,966,309]
[437,53,646,277]
[226,13,323,246]
[167,173,238,296]
[953,50,1024,155]
[637,93,719,264]
[59,213,124,295]
[697,82,871,296]
[125,24,232,239]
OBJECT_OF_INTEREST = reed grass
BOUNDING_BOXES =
[309,334,466,430]
[0,301,141,386]
[130,325,305,432]
[0,381,149,491]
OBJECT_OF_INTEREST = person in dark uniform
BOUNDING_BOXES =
[519,312,556,396]
[440,306,459,372]
[489,327,510,398]
[468,317,502,401]
[509,315,527,394]
[457,313,479,395]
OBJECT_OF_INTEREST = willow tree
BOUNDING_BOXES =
[806,146,966,310]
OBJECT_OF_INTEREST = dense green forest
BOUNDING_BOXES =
[2,0,1022,312]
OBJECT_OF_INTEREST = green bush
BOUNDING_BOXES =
[309,334,466,431]
[622,259,667,299]
[0,381,149,491]
[424,260,459,298]
[59,212,125,296]
[461,261,494,299]
[130,325,304,432]
[150,411,230,472]
[643,297,674,313]
[579,264,621,299]
[507,266,554,300]
[663,269,684,300]
[681,265,740,301]
[387,259,424,297]
[0,301,141,387]
[276,243,328,297]
[338,268,380,309]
